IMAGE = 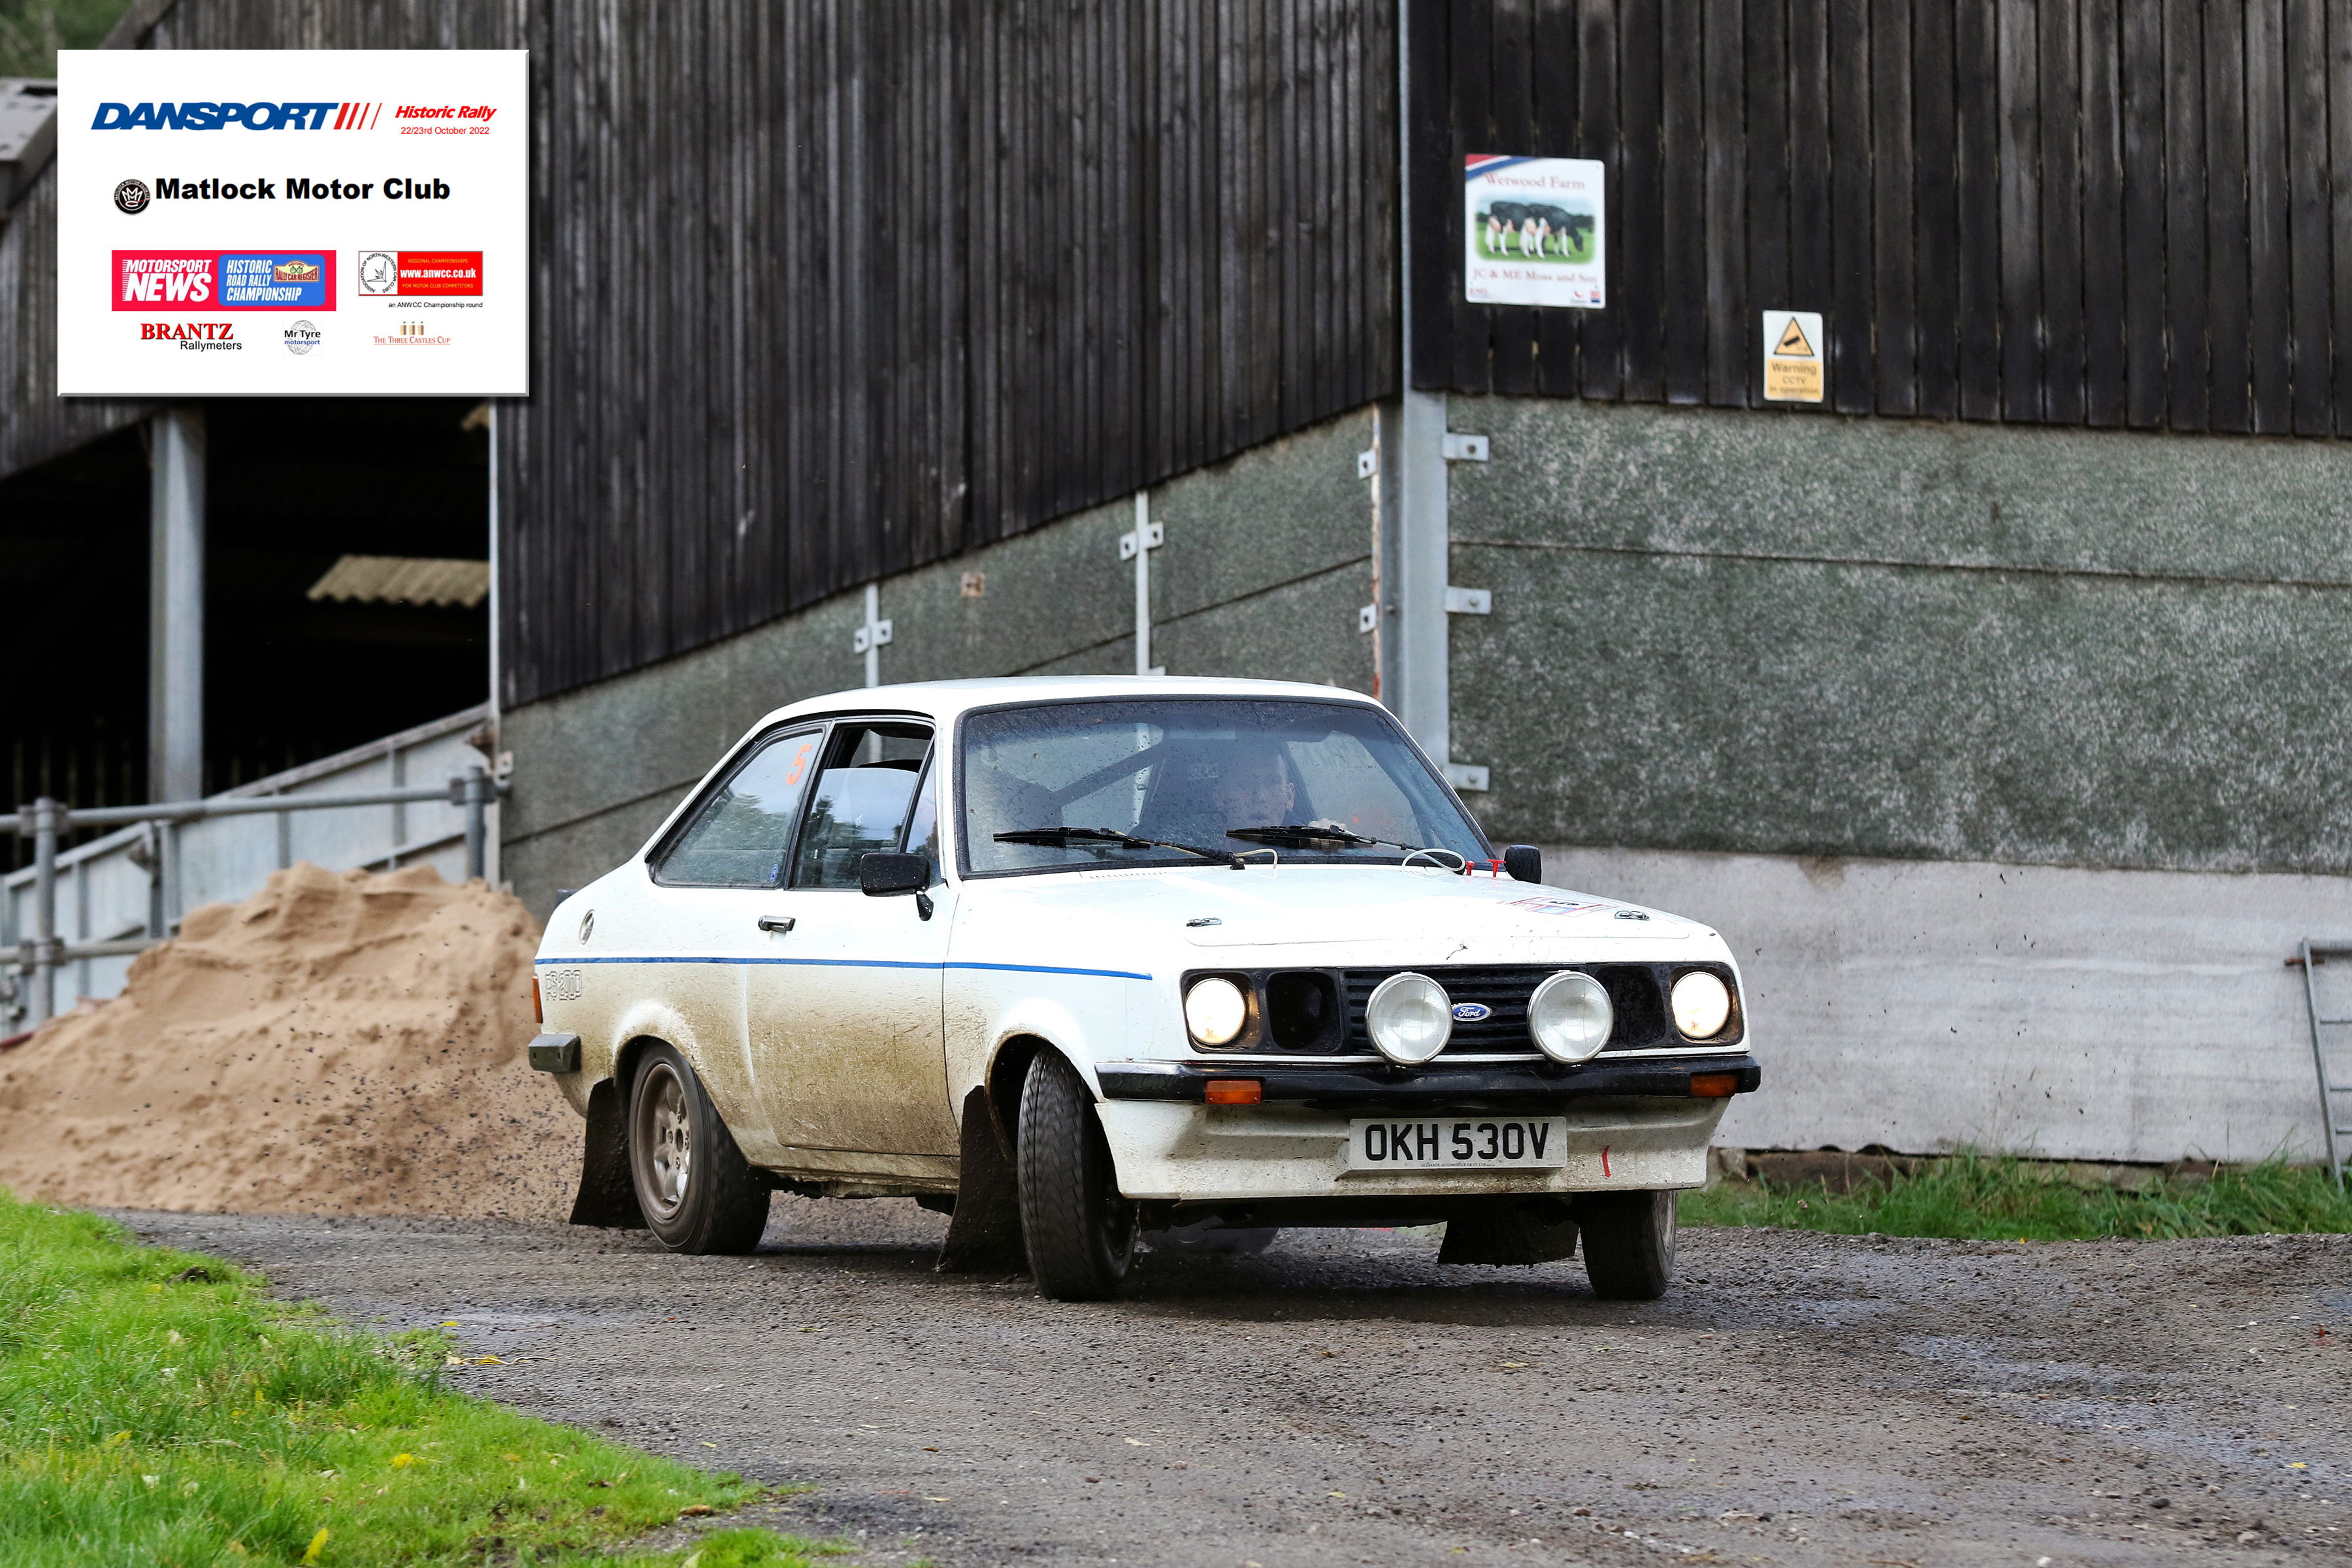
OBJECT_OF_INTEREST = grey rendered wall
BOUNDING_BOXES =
[1439,395,2352,1162]
[500,410,1379,917]
[1446,397,2352,877]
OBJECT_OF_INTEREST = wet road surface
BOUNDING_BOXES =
[118,1203,2352,1568]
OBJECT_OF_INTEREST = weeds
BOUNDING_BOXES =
[1680,1152,2352,1240]
[0,1192,823,1566]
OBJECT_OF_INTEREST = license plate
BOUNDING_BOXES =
[1345,1117,1569,1170]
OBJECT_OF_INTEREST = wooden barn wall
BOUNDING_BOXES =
[504,0,1394,707]
[0,169,152,481]
[1414,0,2352,434]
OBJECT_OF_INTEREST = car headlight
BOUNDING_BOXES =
[1365,972,1452,1064]
[1669,970,1734,1039]
[1184,977,1249,1046]
[1526,970,1613,1062]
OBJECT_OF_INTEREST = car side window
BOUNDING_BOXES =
[652,727,825,887]
[789,722,934,889]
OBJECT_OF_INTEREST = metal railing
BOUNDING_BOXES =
[5,768,504,1030]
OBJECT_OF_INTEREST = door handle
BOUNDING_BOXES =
[757,916,796,934]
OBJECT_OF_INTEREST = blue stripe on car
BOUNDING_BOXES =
[534,956,1152,981]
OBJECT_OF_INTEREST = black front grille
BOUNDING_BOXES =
[1335,963,1738,1056]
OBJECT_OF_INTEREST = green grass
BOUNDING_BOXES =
[0,1192,827,1567]
[1681,1152,2352,1241]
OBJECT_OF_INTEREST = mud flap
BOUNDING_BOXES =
[568,1077,647,1230]
[936,1086,1025,1272]
[1437,1200,1579,1266]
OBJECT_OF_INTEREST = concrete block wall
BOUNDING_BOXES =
[503,391,2352,1164]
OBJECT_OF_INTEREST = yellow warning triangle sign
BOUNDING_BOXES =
[1773,316,1816,357]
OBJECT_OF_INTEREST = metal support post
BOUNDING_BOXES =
[853,583,894,688]
[1120,491,1166,676]
[461,766,491,881]
[1380,391,1452,765]
[29,796,59,1025]
[1382,0,1456,772]
[149,407,206,804]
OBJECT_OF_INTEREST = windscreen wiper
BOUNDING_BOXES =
[1226,823,1469,870]
[994,825,1249,870]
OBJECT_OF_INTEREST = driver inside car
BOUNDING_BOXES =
[1139,742,1305,848]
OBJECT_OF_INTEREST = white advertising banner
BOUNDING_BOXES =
[1462,155,1605,309]
[56,49,528,396]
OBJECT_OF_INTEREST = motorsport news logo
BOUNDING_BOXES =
[90,101,498,130]
[113,252,335,310]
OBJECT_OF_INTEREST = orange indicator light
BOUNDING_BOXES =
[1688,1071,1739,1098]
[1204,1079,1262,1105]
[531,976,544,1024]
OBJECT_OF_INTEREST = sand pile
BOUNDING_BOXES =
[0,862,580,1220]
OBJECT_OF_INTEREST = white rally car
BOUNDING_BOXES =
[527,676,1758,1301]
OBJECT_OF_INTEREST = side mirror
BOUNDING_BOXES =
[858,851,930,896]
[1504,844,1542,884]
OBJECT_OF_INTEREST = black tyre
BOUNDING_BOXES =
[1016,1051,1138,1300]
[627,1044,770,1255]
[1578,1188,1678,1299]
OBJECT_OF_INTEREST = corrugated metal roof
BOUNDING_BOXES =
[306,555,490,610]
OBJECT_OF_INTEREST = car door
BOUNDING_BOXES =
[743,720,960,1160]
[636,721,828,1167]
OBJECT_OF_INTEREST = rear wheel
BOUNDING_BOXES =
[1578,1189,1678,1299]
[1016,1052,1137,1299]
[628,1045,769,1255]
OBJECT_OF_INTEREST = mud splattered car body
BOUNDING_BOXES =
[530,676,1759,1298]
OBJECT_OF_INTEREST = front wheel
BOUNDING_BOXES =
[627,1045,770,1255]
[1578,1189,1678,1299]
[1016,1052,1137,1300]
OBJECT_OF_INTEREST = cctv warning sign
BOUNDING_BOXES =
[1762,310,1824,402]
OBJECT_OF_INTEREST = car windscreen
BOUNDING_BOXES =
[959,698,1491,876]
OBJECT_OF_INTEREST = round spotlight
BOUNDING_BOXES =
[1527,970,1614,1062]
[1365,972,1452,1064]
[1183,976,1249,1046]
[1669,970,1734,1039]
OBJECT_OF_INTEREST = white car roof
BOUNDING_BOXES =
[747,674,1390,733]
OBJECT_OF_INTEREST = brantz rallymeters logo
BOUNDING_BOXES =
[114,179,150,214]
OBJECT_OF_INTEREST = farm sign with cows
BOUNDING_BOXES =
[1463,155,1605,309]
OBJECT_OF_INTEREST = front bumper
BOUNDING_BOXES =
[1098,1054,1760,1110]
[1091,1086,1740,1213]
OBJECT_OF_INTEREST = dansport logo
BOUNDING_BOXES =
[90,101,493,131]
[91,101,361,131]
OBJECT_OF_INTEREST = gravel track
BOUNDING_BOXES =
[116,1203,2351,1568]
